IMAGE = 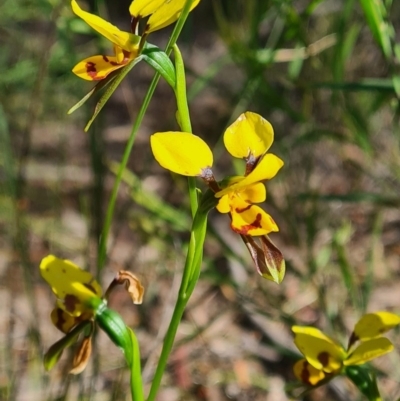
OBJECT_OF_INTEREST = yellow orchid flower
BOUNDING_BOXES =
[130,0,201,35]
[71,0,141,81]
[292,311,400,387]
[150,112,285,282]
[150,112,284,236]
[40,255,144,373]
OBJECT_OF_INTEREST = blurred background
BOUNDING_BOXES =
[1,0,400,400]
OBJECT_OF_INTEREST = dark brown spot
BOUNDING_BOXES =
[85,62,99,80]
[317,351,330,367]
[64,294,80,313]
[54,308,67,332]
[103,55,109,62]
[233,212,263,235]
[300,360,312,385]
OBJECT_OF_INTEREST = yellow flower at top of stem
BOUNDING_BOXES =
[71,0,201,81]
[292,311,400,386]
[150,111,284,236]
[71,0,141,81]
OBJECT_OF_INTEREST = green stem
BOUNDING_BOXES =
[97,0,195,273]
[146,207,209,401]
[130,331,144,401]
[173,43,198,217]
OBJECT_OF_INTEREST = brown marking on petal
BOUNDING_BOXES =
[300,360,312,385]
[235,204,252,213]
[64,294,80,313]
[233,212,263,235]
[62,268,66,273]
[102,55,119,66]
[317,351,330,367]
[85,61,97,79]
[56,308,67,330]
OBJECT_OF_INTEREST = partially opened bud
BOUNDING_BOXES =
[241,235,285,284]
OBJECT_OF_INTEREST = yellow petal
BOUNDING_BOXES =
[145,0,201,33]
[150,132,213,176]
[114,45,126,63]
[224,112,274,159]
[353,312,400,342]
[72,55,127,81]
[40,255,102,316]
[344,337,394,365]
[229,196,279,236]
[240,182,266,203]
[293,359,326,386]
[71,0,140,52]
[51,307,78,333]
[292,326,345,373]
[216,194,230,213]
[129,0,165,17]
[216,154,283,198]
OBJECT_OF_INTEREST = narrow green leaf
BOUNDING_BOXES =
[359,0,393,60]
[392,75,400,98]
[142,43,176,88]
[84,56,144,132]
[67,72,118,115]
[313,79,395,92]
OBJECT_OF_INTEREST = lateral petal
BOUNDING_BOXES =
[353,312,400,342]
[240,182,266,203]
[216,194,230,213]
[151,132,213,176]
[216,154,283,197]
[72,55,127,81]
[224,112,274,159]
[344,337,394,365]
